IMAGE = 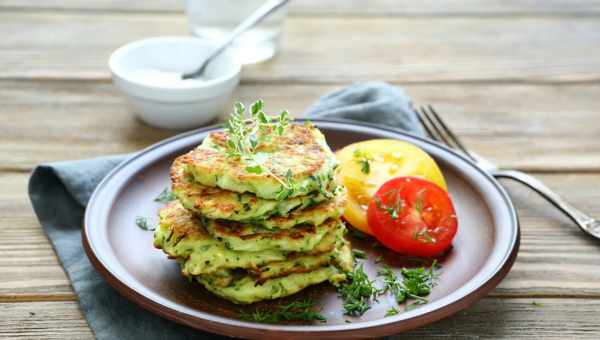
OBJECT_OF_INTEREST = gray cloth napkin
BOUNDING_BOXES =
[28,82,421,340]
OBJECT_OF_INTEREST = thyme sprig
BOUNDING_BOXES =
[223,100,291,161]
[223,100,294,194]
[239,299,326,324]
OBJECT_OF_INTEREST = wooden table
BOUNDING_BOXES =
[2,1,600,338]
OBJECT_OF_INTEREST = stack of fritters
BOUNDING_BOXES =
[153,123,353,304]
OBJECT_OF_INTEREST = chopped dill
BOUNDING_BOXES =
[338,264,380,316]
[239,299,325,324]
[377,260,440,305]
[374,188,404,220]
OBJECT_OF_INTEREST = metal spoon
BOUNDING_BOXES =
[182,0,290,80]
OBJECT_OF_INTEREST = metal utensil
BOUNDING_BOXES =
[182,0,289,80]
[417,105,600,240]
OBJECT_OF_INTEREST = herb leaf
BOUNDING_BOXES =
[239,299,325,324]
[223,100,292,160]
[245,165,264,174]
[385,307,399,317]
[353,149,373,174]
[377,261,440,306]
[352,249,367,259]
[412,227,436,244]
[274,169,296,200]
[154,187,176,203]
[338,264,380,316]
[374,188,404,220]
[414,188,427,214]
[277,110,290,136]
[135,216,155,231]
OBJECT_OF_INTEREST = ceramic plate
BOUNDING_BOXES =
[83,120,519,339]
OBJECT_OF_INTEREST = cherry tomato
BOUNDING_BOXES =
[367,177,458,257]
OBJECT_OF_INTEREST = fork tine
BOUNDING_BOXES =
[419,106,453,147]
[416,108,437,141]
[426,105,476,160]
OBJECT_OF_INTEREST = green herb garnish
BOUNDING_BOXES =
[135,216,155,231]
[353,149,373,174]
[375,255,384,263]
[274,169,296,200]
[352,249,367,259]
[224,100,290,161]
[338,264,380,316]
[532,301,544,307]
[277,110,290,135]
[374,189,404,220]
[377,261,439,305]
[239,299,325,324]
[245,165,264,174]
[414,188,427,214]
[223,100,296,195]
[154,187,176,203]
[385,307,399,317]
[377,265,407,303]
[412,227,436,244]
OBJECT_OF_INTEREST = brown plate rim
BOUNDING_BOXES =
[83,119,520,338]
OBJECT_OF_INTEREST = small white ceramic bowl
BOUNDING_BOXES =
[109,36,241,130]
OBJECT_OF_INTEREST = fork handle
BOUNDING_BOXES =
[491,169,594,234]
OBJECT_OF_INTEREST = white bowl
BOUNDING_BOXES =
[109,36,241,130]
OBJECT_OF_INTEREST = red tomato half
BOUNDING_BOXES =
[367,177,458,257]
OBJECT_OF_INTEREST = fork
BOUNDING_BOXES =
[417,105,600,240]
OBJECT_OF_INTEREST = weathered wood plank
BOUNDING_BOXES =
[0,301,93,340]
[3,170,600,298]
[401,298,600,339]
[0,173,74,298]
[1,81,599,171]
[2,13,600,83]
[1,0,599,15]
[1,298,599,339]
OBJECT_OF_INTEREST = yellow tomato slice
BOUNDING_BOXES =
[335,139,447,235]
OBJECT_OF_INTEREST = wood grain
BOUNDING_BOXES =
[1,298,599,339]
[1,0,600,15]
[0,301,93,340]
[3,170,600,298]
[2,1,599,338]
[3,12,600,83]
[0,173,73,298]
[1,81,599,172]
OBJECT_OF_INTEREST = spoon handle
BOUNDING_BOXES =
[183,0,290,79]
